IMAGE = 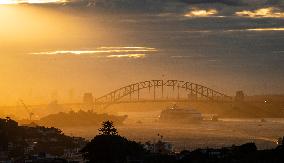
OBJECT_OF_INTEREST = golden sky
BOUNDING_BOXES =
[0,1,284,106]
[0,0,67,4]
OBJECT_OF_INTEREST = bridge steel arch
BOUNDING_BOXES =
[94,80,232,109]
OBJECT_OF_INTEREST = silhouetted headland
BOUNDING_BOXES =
[1,118,284,162]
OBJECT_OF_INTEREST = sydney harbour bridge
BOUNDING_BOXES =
[94,80,232,109]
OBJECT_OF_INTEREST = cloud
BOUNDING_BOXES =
[235,7,284,18]
[220,28,284,33]
[182,0,284,7]
[2,0,284,16]
[180,0,243,6]
[0,0,270,6]
[30,47,157,58]
[184,8,218,17]
[246,27,284,31]
[107,54,146,58]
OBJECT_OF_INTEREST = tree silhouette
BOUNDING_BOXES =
[81,120,145,163]
[98,120,118,136]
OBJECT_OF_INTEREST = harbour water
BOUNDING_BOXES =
[62,111,284,151]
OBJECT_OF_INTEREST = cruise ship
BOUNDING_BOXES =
[159,105,202,123]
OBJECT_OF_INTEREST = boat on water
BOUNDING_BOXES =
[159,105,202,123]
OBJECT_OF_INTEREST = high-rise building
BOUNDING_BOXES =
[83,93,94,110]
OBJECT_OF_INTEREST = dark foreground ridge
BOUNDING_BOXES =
[1,118,284,163]
[0,117,87,162]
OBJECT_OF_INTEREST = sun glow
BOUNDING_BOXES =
[0,5,84,43]
[0,0,67,4]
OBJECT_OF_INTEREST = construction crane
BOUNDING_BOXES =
[19,100,34,121]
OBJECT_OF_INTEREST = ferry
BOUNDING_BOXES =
[159,105,202,123]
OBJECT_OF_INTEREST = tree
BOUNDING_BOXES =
[81,121,146,163]
[98,121,118,136]
[239,142,257,153]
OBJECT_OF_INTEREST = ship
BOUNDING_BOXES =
[159,105,202,123]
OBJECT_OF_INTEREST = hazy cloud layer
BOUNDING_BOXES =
[67,0,284,10]
[4,0,284,17]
